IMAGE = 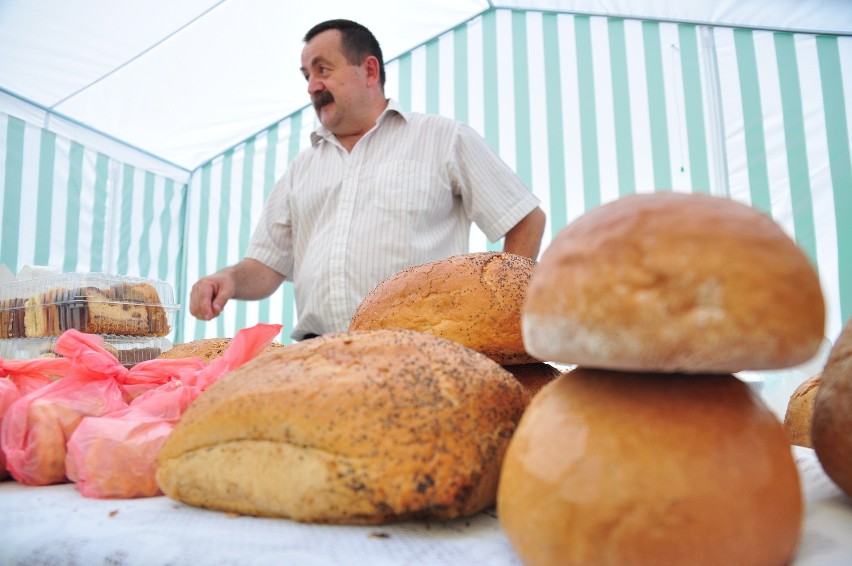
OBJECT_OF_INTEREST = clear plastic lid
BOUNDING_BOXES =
[0,335,173,368]
[0,273,178,338]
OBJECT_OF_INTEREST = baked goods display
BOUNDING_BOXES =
[522,192,825,373]
[498,369,802,566]
[157,328,529,524]
[1,274,175,339]
[0,298,26,339]
[4,192,848,563]
[157,337,285,364]
[0,336,171,369]
[349,252,539,365]
[812,319,852,497]
[497,192,821,566]
[784,373,821,448]
[0,273,178,367]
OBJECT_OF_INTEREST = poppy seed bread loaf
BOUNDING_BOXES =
[350,252,539,365]
[156,329,528,524]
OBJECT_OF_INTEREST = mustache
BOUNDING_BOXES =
[312,91,334,111]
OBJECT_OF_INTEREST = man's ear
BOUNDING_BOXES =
[363,55,381,87]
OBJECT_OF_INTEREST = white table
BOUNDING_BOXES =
[1,446,850,565]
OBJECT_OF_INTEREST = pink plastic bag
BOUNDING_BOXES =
[1,330,202,486]
[0,357,71,395]
[0,379,18,479]
[0,357,72,480]
[66,323,283,498]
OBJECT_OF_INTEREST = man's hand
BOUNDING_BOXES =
[190,271,237,321]
[189,259,286,321]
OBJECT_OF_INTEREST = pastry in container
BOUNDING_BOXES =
[0,336,172,368]
[0,273,178,338]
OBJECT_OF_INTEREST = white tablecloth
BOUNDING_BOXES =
[1,446,850,566]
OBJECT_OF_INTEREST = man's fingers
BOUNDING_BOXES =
[191,280,219,320]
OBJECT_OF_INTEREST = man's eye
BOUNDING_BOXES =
[319,66,329,75]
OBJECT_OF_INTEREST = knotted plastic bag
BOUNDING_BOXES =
[66,323,283,498]
[0,357,72,480]
[0,357,70,394]
[1,330,202,485]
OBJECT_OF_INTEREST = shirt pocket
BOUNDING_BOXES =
[371,160,440,211]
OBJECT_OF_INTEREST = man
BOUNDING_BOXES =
[190,19,546,340]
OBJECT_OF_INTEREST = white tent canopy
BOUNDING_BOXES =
[2,0,850,171]
[1,0,851,346]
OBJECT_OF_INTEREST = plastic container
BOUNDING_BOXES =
[0,336,173,368]
[0,273,178,339]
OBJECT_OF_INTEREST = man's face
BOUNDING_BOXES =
[300,29,368,134]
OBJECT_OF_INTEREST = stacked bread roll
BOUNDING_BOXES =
[350,252,562,396]
[498,192,825,566]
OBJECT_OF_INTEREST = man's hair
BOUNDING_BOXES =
[304,19,386,88]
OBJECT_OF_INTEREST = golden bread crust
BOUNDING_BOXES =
[350,252,539,365]
[157,329,528,524]
[523,193,825,372]
[812,320,852,497]
[498,369,803,566]
[783,373,821,448]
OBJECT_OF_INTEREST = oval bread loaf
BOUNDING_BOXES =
[350,252,539,365]
[157,329,529,524]
[157,337,285,363]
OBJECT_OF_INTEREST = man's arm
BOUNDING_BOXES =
[189,258,286,321]
[503,207,546,260]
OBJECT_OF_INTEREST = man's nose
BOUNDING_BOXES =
[307,76,324,95]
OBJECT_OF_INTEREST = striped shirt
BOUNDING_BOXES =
[246,99,540,340]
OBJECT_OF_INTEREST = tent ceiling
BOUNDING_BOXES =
[1,0,850,171]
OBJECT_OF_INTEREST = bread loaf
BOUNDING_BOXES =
[812,320,852,497]
[157,329,528,524]
[523,193,825,372]
[350,252,539,365]
[497,369,802,566]
[783,373,820,448]
[157,337,285,364]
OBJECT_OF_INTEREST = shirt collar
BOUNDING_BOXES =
[310,98,409,147]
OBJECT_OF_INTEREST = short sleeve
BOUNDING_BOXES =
[449,124,540,242]
[244,171,295,278]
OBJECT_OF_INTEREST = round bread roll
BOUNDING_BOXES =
[503,363,562,398]
[157,329,528,524]
[349,252,539,365]
[523,192,825,372]
[157,337,284,364]
[498,369,802,566]
[784,373,820,448]
[812,320,852,497]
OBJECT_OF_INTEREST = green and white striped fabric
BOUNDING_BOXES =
[180,8,851,344]
[2,7,848,346]
[180,108,313,344]
[0,113,189,341]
